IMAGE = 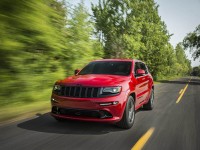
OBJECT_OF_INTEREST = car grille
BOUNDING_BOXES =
[52,106,113,119]
[57,86,101,98]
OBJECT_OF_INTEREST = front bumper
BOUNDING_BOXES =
[51,91,128,123]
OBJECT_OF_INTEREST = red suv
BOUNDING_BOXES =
[51,59,154,129]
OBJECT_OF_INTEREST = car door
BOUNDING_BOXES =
[134,62,148,107]
[140,62,151,102]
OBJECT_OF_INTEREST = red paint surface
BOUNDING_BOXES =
[51,59,154,123]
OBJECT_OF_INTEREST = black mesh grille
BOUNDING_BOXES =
[56,86,100,98]
[52,106,113,119]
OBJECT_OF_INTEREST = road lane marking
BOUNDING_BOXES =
[179,89,183,94]
[131,128,155,150]
[176,84,189,104]
[176,77,192,104]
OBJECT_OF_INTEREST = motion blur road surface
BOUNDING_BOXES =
[1,77,200,150]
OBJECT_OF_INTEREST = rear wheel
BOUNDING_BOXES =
[143,88,154,110]
[117,96,135,129]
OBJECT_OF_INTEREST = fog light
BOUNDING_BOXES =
[51,98,58,103]
[99,101,119,106]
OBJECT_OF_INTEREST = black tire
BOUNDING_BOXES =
[117,96,135,129]
[54,117,65,122]
[143,88,154,110]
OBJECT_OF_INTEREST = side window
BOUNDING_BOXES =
[140,63,148,74]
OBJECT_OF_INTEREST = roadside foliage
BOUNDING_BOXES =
[0,0,191,106]
[92,0,191,79]
[183,24,200,60]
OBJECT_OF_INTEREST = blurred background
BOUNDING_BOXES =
[0,0,199,121]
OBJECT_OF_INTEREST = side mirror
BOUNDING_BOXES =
[74,69,80,75]
[136,69,145,76]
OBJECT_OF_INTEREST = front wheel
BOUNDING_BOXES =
[117,96,135,129]
[143,88,154,110]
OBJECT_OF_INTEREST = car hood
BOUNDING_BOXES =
[57,74,130,87]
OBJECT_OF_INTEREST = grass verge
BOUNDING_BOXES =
[0,101,50,125]
[155,75,185,84]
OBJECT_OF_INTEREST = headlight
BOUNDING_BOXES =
[101,86,121,94]
[53,84,61,91]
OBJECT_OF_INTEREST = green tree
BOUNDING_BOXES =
[132,0,171,78]
[192,66,200,76]
[67,1,103,73]
[92,0,173,79]
[183,24,200,60]
[175,43,191,75]
[0,0,68,105]
[92,0,128,58]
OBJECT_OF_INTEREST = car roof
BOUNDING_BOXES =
[92,59,143,63]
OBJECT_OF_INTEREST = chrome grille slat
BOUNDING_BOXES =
[87,88,92,98]
[91,88,94,97]
[93,88,98,97]
[68,87,71,96]
[79,87,82,97]
[66,87,70,96]
[85,88,88,98]
[81,87,86,98]
[70,87,75,96]
[73,87,76,96]
[63,86,66,96]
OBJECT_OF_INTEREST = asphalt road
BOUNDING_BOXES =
[1,77,200,150]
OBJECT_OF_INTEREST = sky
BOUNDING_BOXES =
[154,0,200,67]
[68,0,200,67]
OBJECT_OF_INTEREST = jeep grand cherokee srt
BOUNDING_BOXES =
[51,59,154,129]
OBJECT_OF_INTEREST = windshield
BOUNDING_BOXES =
[78,61,132,76]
